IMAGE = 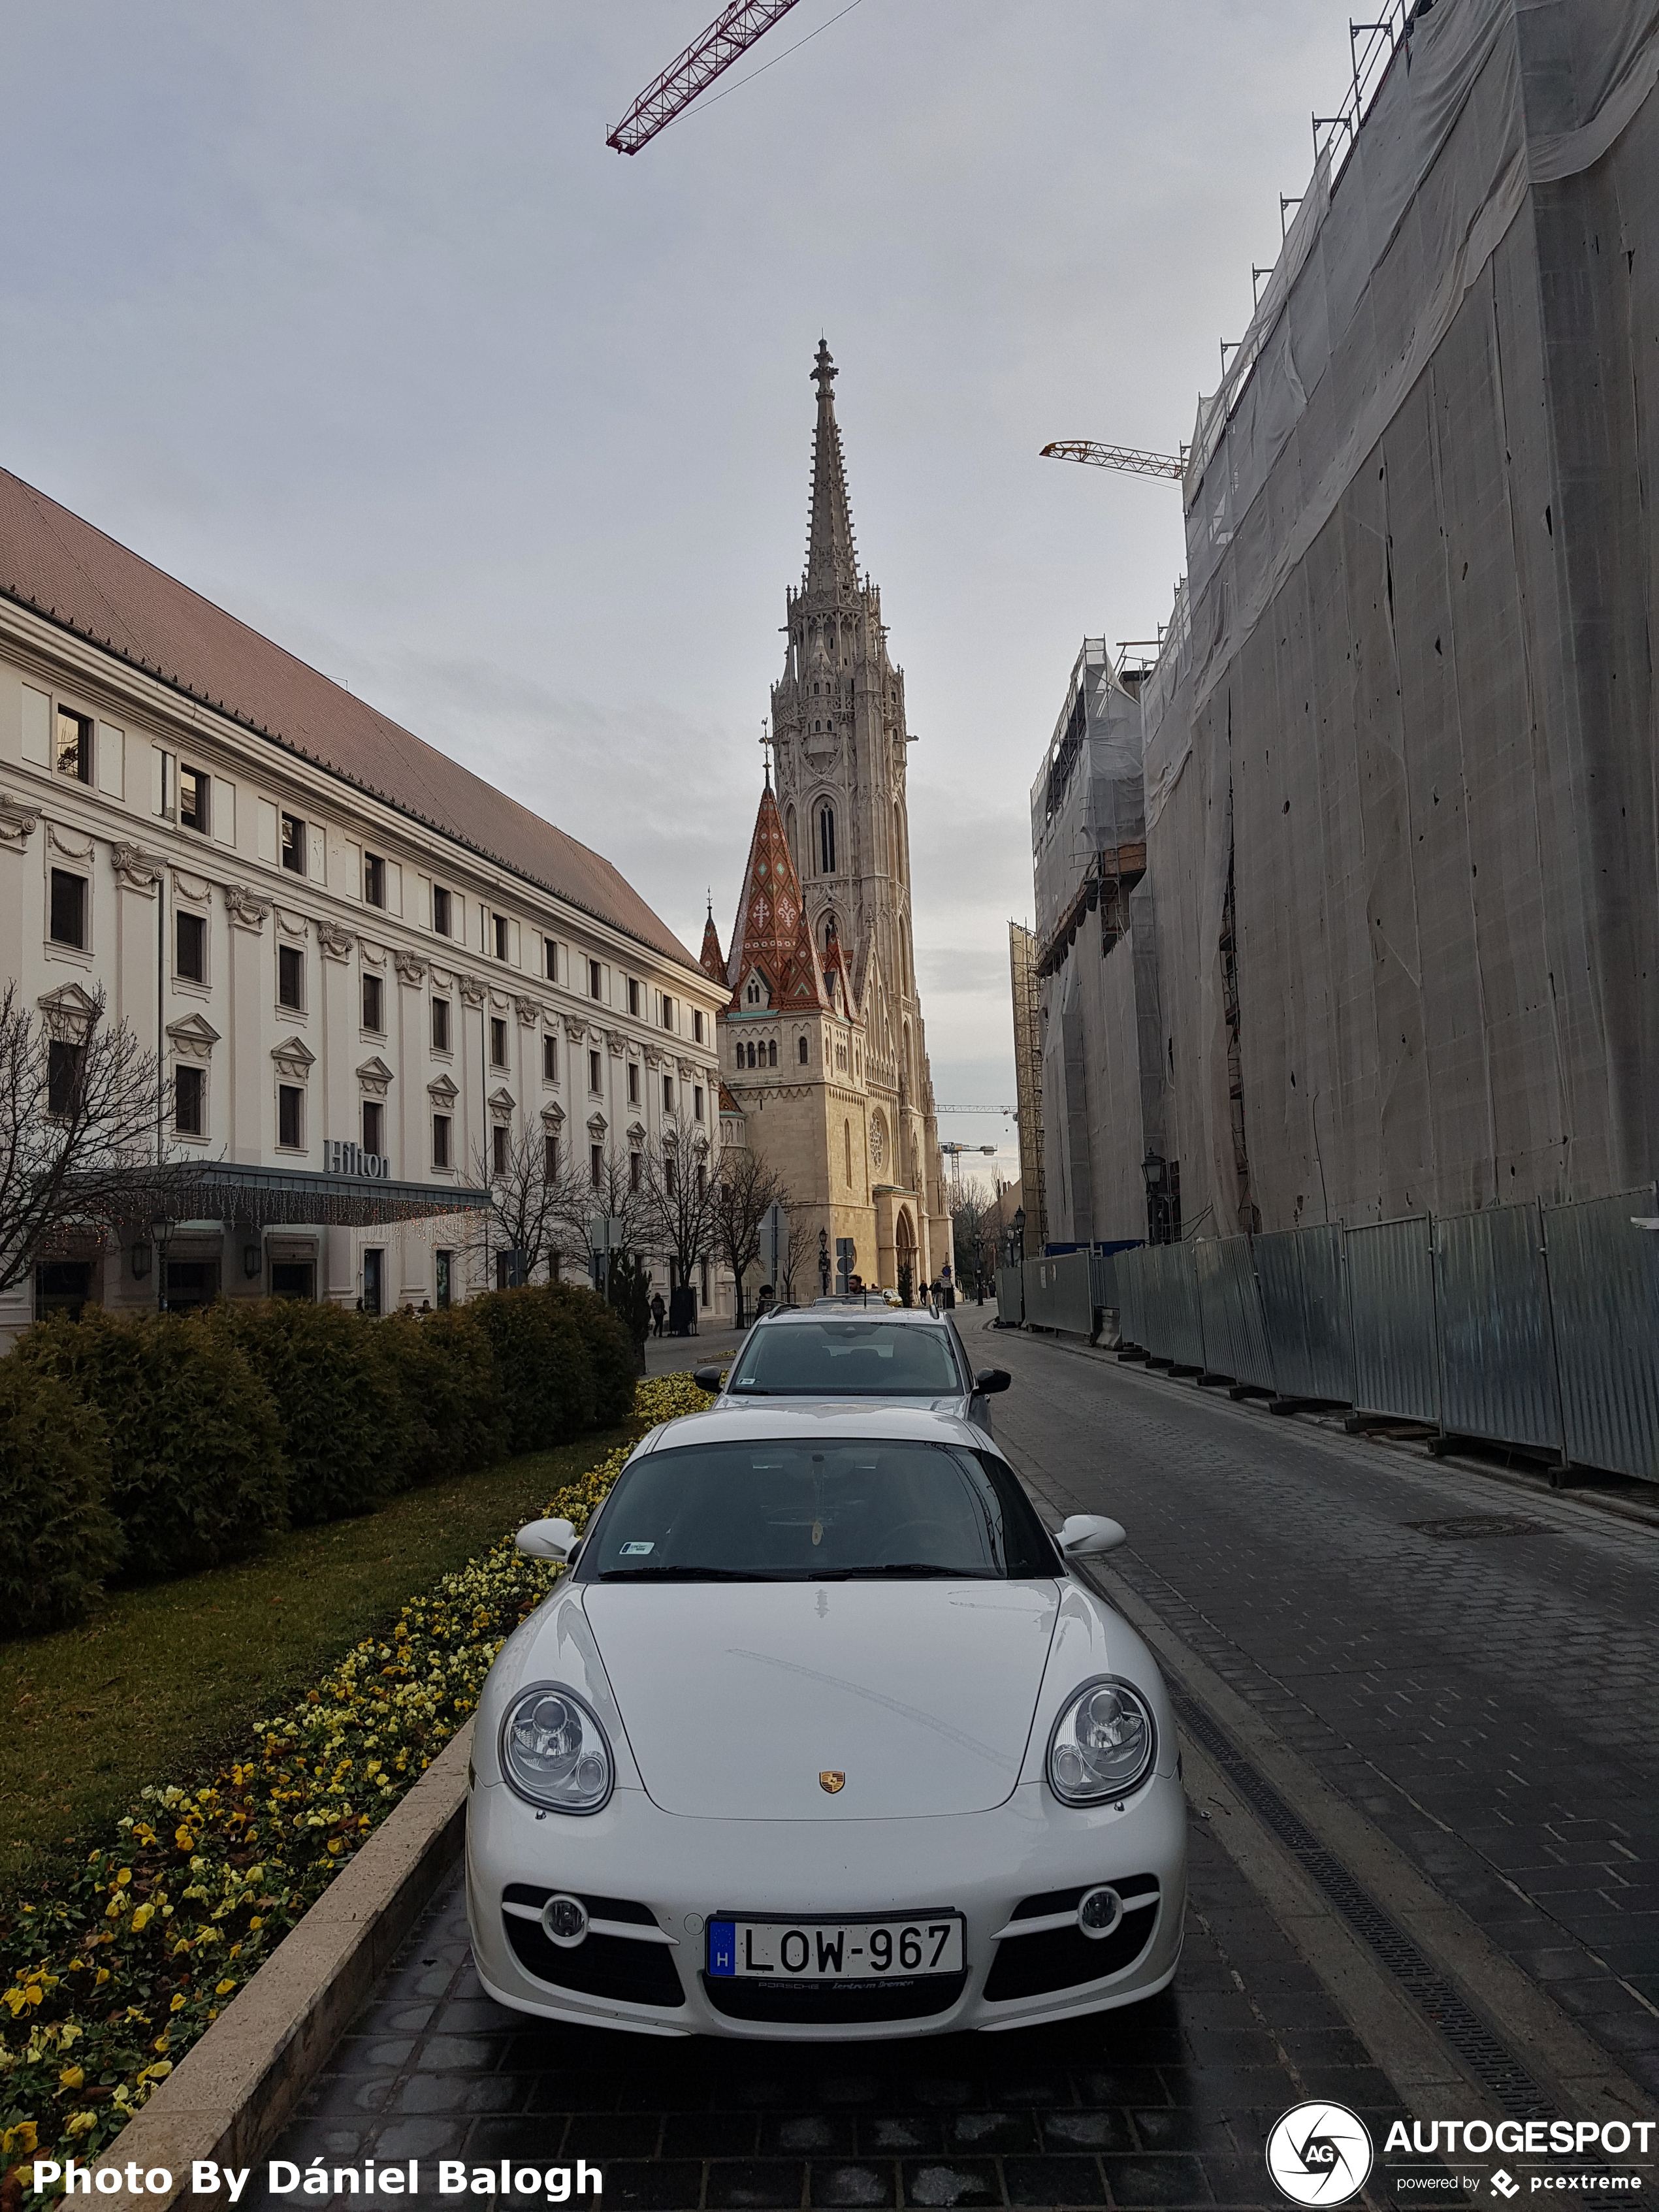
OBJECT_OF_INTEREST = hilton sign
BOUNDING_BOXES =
[323,1139,393,1179]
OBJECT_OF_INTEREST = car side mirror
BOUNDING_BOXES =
[973,1367,1012,1394]
[1054,1513,1127,1558]
[516,1516,579,1562]
[692,1364,725,1392]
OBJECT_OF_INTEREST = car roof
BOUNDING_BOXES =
[641,1402,990,1452]
[758,1305,952,1326]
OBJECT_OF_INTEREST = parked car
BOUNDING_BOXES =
[468,1403,1187,2040]
[693,1304,1010,1435]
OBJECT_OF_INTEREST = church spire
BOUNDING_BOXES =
[804,340,859,601]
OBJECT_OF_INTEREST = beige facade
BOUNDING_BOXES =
[0,470,725,1339]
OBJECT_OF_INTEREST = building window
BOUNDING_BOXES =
[433,885,451,936]
[492,913,509,961]
[280,814,306,873]
[544,1130,558,1179]
[180,765,210,835]
[436,1250,452,1309]
[362,1099,385,1157]
[628,1063,639,1105]
[278,945,304,1010]
[49,869,87,950]
[661,995,675,1030]
[588,1050,602,1092]
[694,1085,704,1122]
[364,851,385,907]
[696,1160,707,1199]
[588,958,603,1000]
[543,1033,558,1081]
[175,1063,206,1136]
[700,1259,709,1304]
[433,1114,451,1169]
[543,937,558,981]
[845,1119,852,1184]
[590,1143,603,1188]
[56,707,92,782]
[818,805,836,875]
[432,997,451,1051]
[362,1249,384,1317]
[693,1010,704,1044]
[664,1153,677,1198]
[798,1034,809,1065]
[176,910,206,983]
[47,1039,84,1117]
[663,1074,674,1114]
[747,1041,758,1068]
[278,1084,304,1149]
[628,978,639,1018]
[630,1150,642,1193]
[362,973,384,1033]
[767,1040,777,1068]
[492,1123,508,1174]
[489,1016,507,1067]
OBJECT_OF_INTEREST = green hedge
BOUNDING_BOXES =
[0,1283,634,1640]
[16,1311,287,1579]
[0,1362,121,1636]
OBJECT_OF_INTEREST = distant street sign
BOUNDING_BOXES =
[835,1236,856,1286]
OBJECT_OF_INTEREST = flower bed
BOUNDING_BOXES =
[0,1371,713,2186]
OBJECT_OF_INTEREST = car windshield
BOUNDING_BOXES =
[727,1320,961,1397]
[576,1439,1057,1582]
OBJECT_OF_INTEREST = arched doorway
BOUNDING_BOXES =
[895,1207,916,1298]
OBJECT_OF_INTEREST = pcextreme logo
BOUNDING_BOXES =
[1266,2101,1376,2205]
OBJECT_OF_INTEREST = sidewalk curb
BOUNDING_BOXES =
[94,1718,474,2212]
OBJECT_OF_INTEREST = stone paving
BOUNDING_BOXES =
[981,1321,1659,2099]
[252,1821,1434,2211]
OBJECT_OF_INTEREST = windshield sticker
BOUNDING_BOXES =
[619,1541,656,1555]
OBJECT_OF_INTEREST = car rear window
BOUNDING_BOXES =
[728,1320,961,1396]
[576,1439,1057,1582]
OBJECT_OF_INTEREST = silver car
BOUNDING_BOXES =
[695,1304,1011,1435]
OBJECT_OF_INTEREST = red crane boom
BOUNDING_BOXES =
[607,0,806,155]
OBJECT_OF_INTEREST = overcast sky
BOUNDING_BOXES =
[2,0,1347,1187]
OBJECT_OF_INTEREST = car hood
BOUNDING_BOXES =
[583,1580,1059,1819]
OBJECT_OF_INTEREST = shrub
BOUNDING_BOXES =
[468,1288,594,1452]
[15,1311,285,1579]
[208,1300,406,1524]
[546,1281,637,1427]
[0,1363,120,1637]
[375,1307,509,1486]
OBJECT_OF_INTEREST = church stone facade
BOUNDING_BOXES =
[700,345,950,1294]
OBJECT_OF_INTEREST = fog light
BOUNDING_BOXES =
[541,1893,588,1949]
[1078,1885,1123,1940]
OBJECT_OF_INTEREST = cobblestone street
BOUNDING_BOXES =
[254,1330,1659,2209]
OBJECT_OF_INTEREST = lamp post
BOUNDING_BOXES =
[150,1216,174,1312]
[1012,1206,1026,1266]
[818,1227,830,1299]
[1140,1151,1168,1245]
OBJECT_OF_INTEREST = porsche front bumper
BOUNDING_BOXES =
[465,1772,1187,2040]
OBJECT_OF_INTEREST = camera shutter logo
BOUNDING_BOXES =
[1266,2102,1374,2205]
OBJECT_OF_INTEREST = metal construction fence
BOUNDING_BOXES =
[1016,1190,1659,1484]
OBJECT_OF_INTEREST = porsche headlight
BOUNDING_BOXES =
[500,1684,613,1814]
[1046,1677,1156,1804]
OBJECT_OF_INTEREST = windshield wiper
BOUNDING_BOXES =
[596,1565,770,1581]
[839,1562,993,1579]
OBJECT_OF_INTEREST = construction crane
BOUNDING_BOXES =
[607,0,806,154]
[940,1140,999,1205]
[1039,440,1185,481]
[934,1102,1014,1115]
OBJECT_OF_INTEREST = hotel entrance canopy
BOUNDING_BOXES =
[116,1157,491,1231]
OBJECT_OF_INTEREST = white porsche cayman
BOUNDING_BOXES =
[466,1403,1187,2040]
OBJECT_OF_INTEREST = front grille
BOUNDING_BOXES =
[501,1888,684,2009]
[702,1971,969,2025]
[984,1875,1160,2003]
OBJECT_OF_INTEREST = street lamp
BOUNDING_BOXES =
[150,1215,174,1311]
[818,1227,830,1298]
[1140,1151,1167,1245]
[1012,1206,1026,1266]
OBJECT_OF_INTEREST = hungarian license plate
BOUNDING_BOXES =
[706,1914,963,1980]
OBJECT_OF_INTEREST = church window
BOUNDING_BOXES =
[767,1039,777,1067]
[818,805,836,875]
[747,1041,757,1068]
[844,1120,852,1184]
[798,1034,808,1065]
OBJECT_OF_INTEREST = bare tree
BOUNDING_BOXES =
[709,1141,788,1330]
[467,1119,583,1289]
[0,984,187,1292]
[552,1144,650,1285]
[952,1173,995,1292]
[778,1208,815,1308]
[640,1115,715,1295]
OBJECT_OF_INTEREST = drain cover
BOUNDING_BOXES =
[1405,1514,1555,1541]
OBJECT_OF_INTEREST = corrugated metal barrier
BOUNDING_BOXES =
[997,1197,1659,1483]
[1253,1225,1352,1403]
[1434,1203,1561,1453]
[1023,1251,1095,1336]
[1542,1189,1659,1482]
[1347,1216,1440,1424]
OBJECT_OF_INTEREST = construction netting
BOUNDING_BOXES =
[1029,639,1145,952]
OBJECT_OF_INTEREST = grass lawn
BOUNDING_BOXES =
[0,1424,633,1909]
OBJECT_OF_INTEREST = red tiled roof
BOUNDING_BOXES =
[724,781,837,1016]
[0,468,704,977]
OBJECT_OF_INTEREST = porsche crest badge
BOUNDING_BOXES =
[818,1770,846,1794]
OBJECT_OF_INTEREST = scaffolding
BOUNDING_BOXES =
[1008,922,1048,1255]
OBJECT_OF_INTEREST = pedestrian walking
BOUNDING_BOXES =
[650,1291,666,1338]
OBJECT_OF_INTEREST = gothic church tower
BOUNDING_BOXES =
[707,344,949,1294]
